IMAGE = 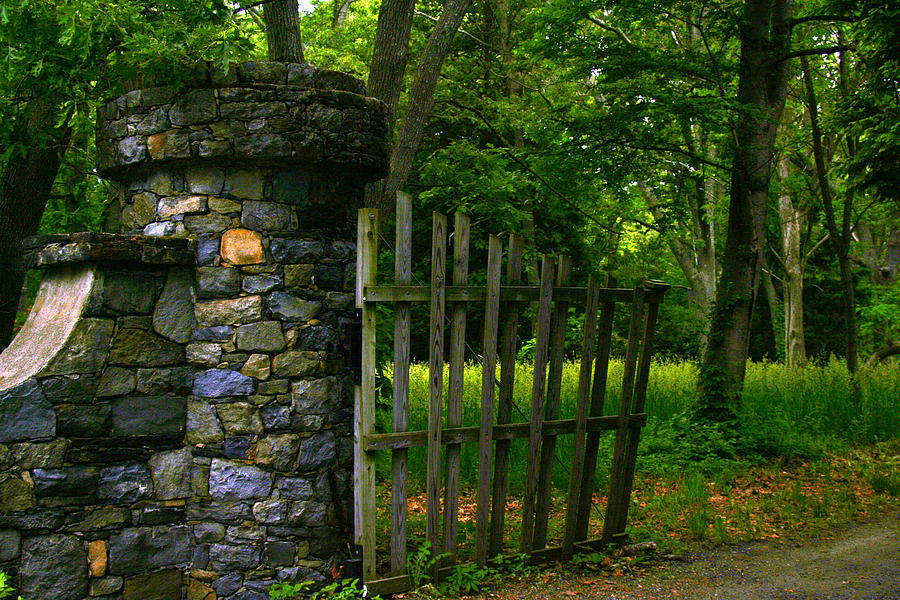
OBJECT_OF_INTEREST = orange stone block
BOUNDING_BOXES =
[221,228,264,266]
[187,579,216,600]
[88,539,107,577]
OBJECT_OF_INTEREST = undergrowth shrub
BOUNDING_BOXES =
[377,359,900,487]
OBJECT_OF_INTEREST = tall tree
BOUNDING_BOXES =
[263,0,305,62]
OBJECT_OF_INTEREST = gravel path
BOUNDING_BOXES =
[471,513,900,600]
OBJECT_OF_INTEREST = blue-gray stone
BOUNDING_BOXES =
[209,543,260,571]
[32,467,99,498]
[20,534,88,600]
[224,436,251,459]
[193,368,255,398]
[261,404,290,430]
[98,464,154,504]
[0,379,55,442]
[193,325,234,341]
[209,459,273,500]
[297,432,336,471]
[270,239,324,263]
[242,274,281,294]
[242,200,292,231]
[198,238,220,266]
[108,525,193,575]
[197,267,241,297]
[275,477,313,501]
[212,573,242,596]
[267,292,321,322]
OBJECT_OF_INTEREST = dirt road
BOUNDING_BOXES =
[472,512,900,600]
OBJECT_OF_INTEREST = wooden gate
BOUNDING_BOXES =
[354,198,668,595]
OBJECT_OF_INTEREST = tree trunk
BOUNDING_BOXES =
[777,157,808,367]
[332,0,357,29]
[0,100,70,349]
[761,256,785,360]
[264,0,304,63]
[377,0,472,217]
[699,0,793,420]
[802,55,857,373]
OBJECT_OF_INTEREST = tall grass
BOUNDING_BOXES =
[374,359,900,491]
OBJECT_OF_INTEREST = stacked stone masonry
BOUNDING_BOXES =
[0,63,388,600]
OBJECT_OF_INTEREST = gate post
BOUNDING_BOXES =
[95,62,388,593]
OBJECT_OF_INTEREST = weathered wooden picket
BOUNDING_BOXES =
[354,197,668,595]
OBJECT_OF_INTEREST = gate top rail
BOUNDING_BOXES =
[363,282,668,304]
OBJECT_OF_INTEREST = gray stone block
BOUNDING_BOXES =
[197,266,242,297]
[267,292,321,322]
[297,432,336,471]
[148,447,193,500]
[152,267,195,344]
[193,368,255,397]
[98,464,154,504]
[20,534,88,600]
[109,327,185,367]
[0,529,21,561]
[41,318,115,376]
[242,200,292,231]
[209,458,273,500]
[108,525,193,575]
[271,239,324,263]
[235,321,286,353]
[209,543,260,571]
[0,379,55,442]
[112,397,185,436]
[186,400,224,444]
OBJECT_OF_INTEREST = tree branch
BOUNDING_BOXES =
[790,15,858,28]
[778,45,854,63]
[438,98,622,235]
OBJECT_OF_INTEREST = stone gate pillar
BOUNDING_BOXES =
[95,62,388,597]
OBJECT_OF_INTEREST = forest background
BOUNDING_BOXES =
[1,0,898,421]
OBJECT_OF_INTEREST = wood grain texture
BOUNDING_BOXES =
[476,234,502,564]
[574,291,617,541]
[443,212,470,562]
[562,275,601,558]
[426,212,448,562]
[354,208,379,581]
[520,256,555,554]
[391,192,412,575]
[490,235,523,556]
[603,288,645,542]
[534,256,572,549]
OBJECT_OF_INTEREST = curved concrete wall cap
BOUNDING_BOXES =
[0,265,96,391]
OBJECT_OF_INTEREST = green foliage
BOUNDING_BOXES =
[269,578,382,600]
[382,359,900,493]
[0,572,22,600]
[406,542,447,589]
[438,562,494,596]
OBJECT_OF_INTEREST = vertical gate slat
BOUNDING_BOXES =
[520,256,555,554]
[602,288,646,542]
[609,286,665,538]
[443,212,470,562]
[426,212,448,560]
[562,275,601,558]
[476,234,502,565]
[573,289,617,542]
[533,255,572,549]
[354,208,379,581]
[391,193,412,576]
[489,235,524,556]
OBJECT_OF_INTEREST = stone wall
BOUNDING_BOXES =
[0,63,388,600]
